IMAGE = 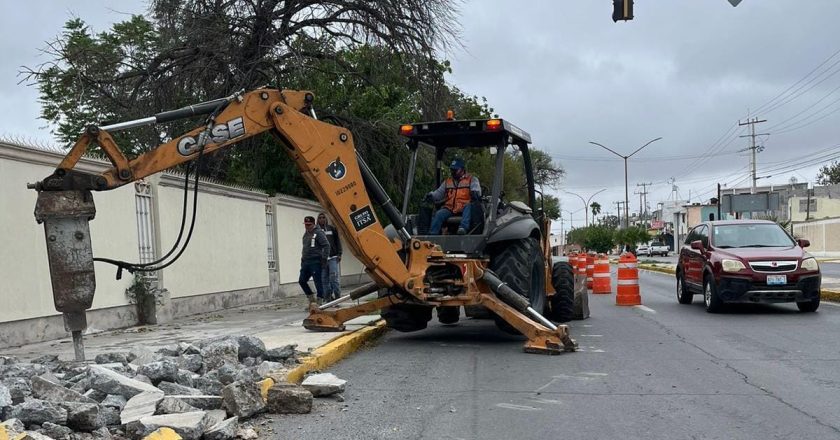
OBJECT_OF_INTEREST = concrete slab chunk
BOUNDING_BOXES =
[301,373,346,397]
[202,410,226,430]
[234,337,265,360]
[0,384,11,408]
[266,385,312,414]
[168,396,222,411]
[31,376,97,404]
[156,382,201,397]
[89,366,160,399]
[202,417,237,440]
[136,361,179,386]
[63,402,103,431]
[137,411,207,440]
[120,391,164,425]
[155,397,197,415]
[220,381,264,419]
[199,341,238,373]
[101,395,127,411]
[8,399,68,426]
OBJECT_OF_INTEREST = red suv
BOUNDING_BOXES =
[676,220,821,313]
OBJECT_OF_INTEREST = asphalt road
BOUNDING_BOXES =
[270,271,840,440]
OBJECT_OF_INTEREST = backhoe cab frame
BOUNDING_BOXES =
[32,88,574,357]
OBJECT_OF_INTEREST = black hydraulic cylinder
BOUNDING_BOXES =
[154,98,230,124]
[481,269,531,312]
[356,151,410,239]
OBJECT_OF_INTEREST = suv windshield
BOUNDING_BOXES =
[712,224,795,248]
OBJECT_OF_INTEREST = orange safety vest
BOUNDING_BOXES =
[444,173,473,214]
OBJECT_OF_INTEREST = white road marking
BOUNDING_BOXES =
[578,372,608,377]
[528,397,565,405]
[635,305,657,313]
[821,301,840,307]
[579,334,603,337]
[496,403,541,411]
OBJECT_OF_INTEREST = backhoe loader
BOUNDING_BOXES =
[29,88,576,360]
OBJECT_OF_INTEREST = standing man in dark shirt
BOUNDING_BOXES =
[300,215,330,305]
[317,213,343,301]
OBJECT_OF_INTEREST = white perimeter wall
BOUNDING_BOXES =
[0,142,367,327]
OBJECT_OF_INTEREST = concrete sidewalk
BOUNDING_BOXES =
[1,295,385,377]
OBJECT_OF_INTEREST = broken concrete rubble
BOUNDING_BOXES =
[134,411,208,440]
[88,366,160,399]
[220,381,264,418]
[301,373,346,397]
[155,397,198,415]
[7,399,68,426]
[266,385,312,414]
[120,391,164,425]
[31,376,97,404]
[202,417,237,440]
[136,361,179,386]
[156,382,201,396]
[0,335,308,440]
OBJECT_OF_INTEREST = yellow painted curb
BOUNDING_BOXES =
[286,320,387,384]
[142,427,182,440]
[258,378,275,401]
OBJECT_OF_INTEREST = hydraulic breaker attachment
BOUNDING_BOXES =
[481,269,577,354]
[33,190,97,361]
[303,282,387,331]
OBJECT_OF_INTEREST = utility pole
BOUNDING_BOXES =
[615,201,625,227]
[739,117,768,194]
[636,182,652,226]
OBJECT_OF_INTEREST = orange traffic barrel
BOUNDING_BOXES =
[576,254,587,277]
[592,253,612,294]
[616,252,641,306]
[585,254,594,291]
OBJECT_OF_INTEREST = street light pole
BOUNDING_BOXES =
[590,137,662,228]
[564,189,606,227]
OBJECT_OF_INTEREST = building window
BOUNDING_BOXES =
[798,198,817,213]
[134,180,158,281]
[265,204,277,271]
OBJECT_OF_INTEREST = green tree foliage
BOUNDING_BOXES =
[590,202,601,219]
[564,225,615,253]
[24,2,565,220]
[584,226,615,254]
[538,194,560,220]
[817,160,840,185]
[614,226,651,251]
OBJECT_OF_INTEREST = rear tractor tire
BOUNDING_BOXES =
[489,238,547,335]
[379,290,433,332]
[546,261,574,323]
[437,306,460,324]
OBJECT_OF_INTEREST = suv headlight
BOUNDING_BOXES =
[721,259,746,272]
[801,257,819,272]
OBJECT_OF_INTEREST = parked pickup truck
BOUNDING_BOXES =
[648,241,670,256]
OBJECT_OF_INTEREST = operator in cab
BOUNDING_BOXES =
[425,158,481,235]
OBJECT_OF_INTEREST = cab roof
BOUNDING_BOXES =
[399,118,532,149]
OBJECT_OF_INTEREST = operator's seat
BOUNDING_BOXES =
[441,200,485,235]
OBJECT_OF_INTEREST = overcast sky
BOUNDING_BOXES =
[3,1,839,230]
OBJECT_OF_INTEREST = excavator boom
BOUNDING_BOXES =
[31,88,575,360]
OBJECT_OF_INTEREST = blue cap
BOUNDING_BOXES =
[449,158,465,170]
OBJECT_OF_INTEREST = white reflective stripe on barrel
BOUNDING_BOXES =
[618,263,638,269]
[593,273,611,278]
[617,279,639,285]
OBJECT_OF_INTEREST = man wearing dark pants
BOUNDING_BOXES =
[299,215,330,306]
[317,212,343,302]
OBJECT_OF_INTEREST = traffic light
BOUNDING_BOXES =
[612,0,634,22]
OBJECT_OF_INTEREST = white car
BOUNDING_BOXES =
[636,244,650,256]
[648,241,669,256]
